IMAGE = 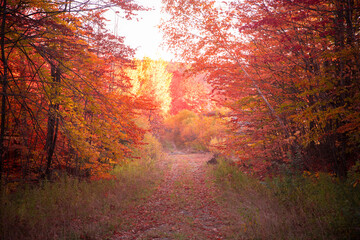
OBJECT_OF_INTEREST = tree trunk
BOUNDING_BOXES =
[0,0,8,186]
[44,64,60,179]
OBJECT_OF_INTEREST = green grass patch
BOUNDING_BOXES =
[213,160,360,240]
[269,172,360,239]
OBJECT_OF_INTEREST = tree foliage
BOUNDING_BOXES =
[126,57,172,137]
[0,0,147,182]
[167,62,213,114]
[127,57,172,116]
[161,0,360,177]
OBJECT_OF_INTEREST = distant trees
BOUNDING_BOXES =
[162,109,228,152]
[161,0,360,176]
[127,57,172,136]
[167,62,213,115]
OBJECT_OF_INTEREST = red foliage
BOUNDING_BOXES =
[161,0,360,177]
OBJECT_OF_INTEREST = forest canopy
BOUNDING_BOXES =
[1,0,359,184]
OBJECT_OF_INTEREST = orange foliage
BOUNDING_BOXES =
[0,0,148,182]
[162,109,228,152]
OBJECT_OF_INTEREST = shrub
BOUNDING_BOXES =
[132,133,164,161]
[162,109,228,152]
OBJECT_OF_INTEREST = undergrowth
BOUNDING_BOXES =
[213,160,360,240]
[0,135,164,240]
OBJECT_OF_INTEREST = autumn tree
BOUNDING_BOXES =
[161,0,360,176]
[0,0,147,182]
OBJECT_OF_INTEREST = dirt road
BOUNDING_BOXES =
[112,153,228,239]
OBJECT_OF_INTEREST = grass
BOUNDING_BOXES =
[212,160,360,240]
[0,157,163,240]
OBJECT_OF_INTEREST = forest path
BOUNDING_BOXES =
[112,153,230,240]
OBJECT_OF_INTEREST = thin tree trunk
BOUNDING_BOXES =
[44,64,60,179]
[0,0,8,186]
[331,0,350,178]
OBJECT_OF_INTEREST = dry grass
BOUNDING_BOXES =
[212,160,360,240]
[1,132,166,240]
[0,157,164,240]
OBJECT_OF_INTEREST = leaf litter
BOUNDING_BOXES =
[111,153,229,240]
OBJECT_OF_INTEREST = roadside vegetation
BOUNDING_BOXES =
[0,135,164,240]
[212,159,360,240]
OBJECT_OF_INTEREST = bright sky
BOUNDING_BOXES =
[106,0,173,61]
